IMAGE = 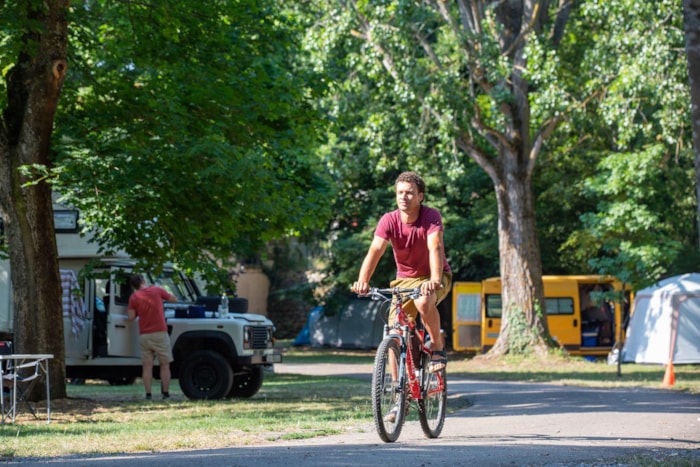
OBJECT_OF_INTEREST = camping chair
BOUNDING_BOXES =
[0,347,45,423]
[0,340,14,422]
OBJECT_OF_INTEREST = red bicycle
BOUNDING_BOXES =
[362,287,447,442]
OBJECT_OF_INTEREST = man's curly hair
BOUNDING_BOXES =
[395,171,426,194]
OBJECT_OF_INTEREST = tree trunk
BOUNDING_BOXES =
[0,1,70,400]
[460,0,556,356]
[490,148,550,355]
[683,0,700,248]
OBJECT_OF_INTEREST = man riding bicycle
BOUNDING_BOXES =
[352,171,452,373]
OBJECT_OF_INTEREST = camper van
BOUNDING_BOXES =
[452,275,632,357]
[0,211,281,400]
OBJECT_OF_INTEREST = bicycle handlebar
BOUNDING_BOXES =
[361,287,422,301]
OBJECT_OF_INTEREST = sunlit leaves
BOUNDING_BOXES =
[563,145,691,289]
[50,0,333,279]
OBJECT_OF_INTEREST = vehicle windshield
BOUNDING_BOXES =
[150,271,197,302]
[103,266,199,304]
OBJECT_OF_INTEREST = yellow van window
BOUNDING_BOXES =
[485,294,502,318]
[544,297,574,315]
[485,295,573,317]
[456,294,481,321]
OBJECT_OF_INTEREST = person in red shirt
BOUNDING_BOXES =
[127,274,177,400]
[353,171,452,373]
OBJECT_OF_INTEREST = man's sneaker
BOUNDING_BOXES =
[162,392,170,400]
[145,393,152,401]
[383,403,407,423]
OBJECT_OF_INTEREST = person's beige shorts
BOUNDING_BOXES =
[389,272,452,323]
[139,331,174,364]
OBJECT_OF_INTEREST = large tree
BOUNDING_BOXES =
[318,0,583,355]
[53,1,332,281]
[0,1,70,397]
[0,0,333,398]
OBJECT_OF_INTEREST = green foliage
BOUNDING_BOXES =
[555,0,694,288]
[577,0,688,149]
[310,0,697,312]
[48,0,334,279]
[3,0,696,299]
[563,145,690,289]
[504,306,535,355]
[309,1,510,291]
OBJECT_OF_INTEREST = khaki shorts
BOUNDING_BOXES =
[389,272,452,323]
[139,331,174,364]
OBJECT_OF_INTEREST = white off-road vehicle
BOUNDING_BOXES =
[0,207,280,399]
[62,261,281,399]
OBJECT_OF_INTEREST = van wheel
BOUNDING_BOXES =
[179,350,233,400]
[227,367,263,398]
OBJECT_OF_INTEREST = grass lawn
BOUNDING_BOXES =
[281,342,700,393]
[1,372,373,459]
[0,342,697,460]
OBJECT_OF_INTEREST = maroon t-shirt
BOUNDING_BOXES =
[374,205,451,278]
[128,286,171,334]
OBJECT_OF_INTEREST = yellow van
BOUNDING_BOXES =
[452,275,632,357]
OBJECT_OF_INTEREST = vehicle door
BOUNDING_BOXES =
[542,278,579,351]
[106,267,141,357]
[480,278,503,352]
[451,282,482,352]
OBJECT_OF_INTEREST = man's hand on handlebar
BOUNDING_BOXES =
[420,280,442,297]
[352,281,370,295]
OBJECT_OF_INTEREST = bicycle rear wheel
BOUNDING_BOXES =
[417,351,447,438]
[371,336,406,443]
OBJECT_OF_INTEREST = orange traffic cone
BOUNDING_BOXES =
[663,361,675,386]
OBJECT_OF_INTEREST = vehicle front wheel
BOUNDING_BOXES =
[178,350,234,400]
[227,367,264,398]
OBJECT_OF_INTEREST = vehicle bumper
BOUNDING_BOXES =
[242,351,283,365]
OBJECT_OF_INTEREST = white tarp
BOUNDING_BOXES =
[622,273,700,364]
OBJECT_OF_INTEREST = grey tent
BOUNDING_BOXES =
[622,273,700,364]
[306,297,389,349]
[292,306,324,346]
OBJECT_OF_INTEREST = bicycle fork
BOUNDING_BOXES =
[385,324,423,401]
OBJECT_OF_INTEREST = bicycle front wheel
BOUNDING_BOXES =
[417,351,447,438]
[371,336,406,443]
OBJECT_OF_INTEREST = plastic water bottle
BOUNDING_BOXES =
[220,293,229,318]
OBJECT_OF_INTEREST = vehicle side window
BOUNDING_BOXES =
[485,294,502,318]
[456,293,481,322]
[114,281,132,305]
[486,295,574,316]
[544,297,574,315]
[112,272,133,306]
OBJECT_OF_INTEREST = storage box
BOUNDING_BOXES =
[174,307,188,319]
[188,305,206,318]
[582,331,598,347]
